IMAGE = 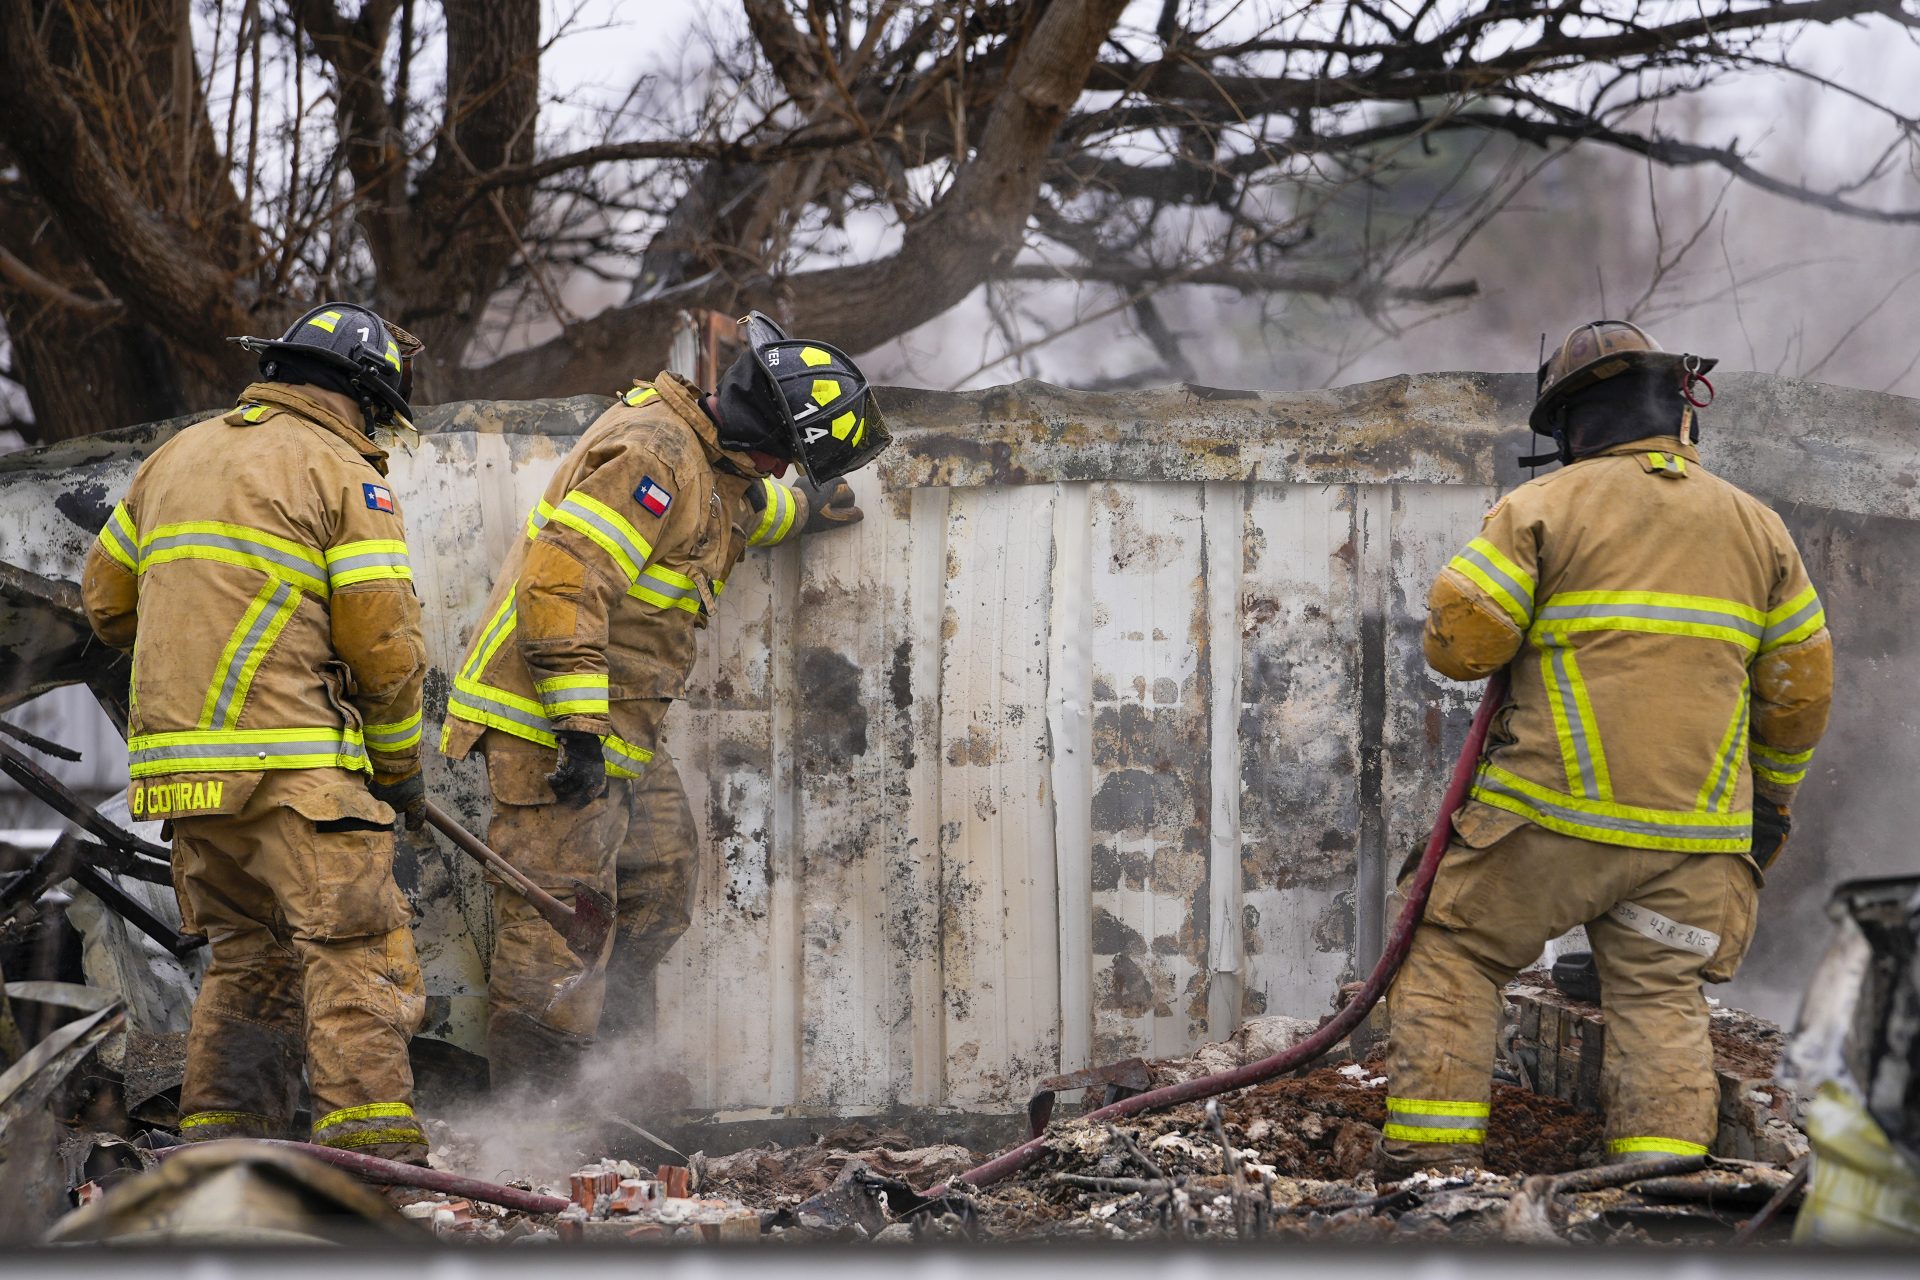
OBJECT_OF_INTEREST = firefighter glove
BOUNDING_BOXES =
[797,476,863,533]
[547,730,608,809]
[370,769,427,832]
[1750,799,1791,872]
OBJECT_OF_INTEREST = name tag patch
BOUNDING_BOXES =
[130,779,225,818]
[363,483,395,513]
[1607,900,1721,958]
[634,476,672,517]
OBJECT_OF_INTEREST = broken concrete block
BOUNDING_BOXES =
[657,1164,692,1199]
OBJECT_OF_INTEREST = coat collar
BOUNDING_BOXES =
[239,381,391,475]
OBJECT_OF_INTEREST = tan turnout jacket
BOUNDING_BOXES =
[1425,435,1833,854]
[440,373,807,778]
[80,382,427,820]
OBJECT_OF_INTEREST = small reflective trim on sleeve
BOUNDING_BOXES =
[603,735,654,778]
[534,673,611,717]
[447,679,558,747]
[1607,1136,1708,1157]
[365,710,424,752]
[1750,741,1813,787]
[1384,1096,1489,1144]
[97,502,140,572]
[545,490,655,583]
[748,479,798,547]
[1451,536,1535,628]
[1760,586,1825,653]
[629,563,705,614]
[625,386,659,406]
[326,538,413,588]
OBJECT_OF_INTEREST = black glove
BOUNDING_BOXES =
[370,769,427,832]
[796,476,863,534]
[546,730,608,809]
[1750,799,1791,872]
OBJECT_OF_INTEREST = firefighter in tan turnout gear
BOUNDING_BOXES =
[1381,321,1833,1174]
[440,312,888,1087]
[80,304,433,1162]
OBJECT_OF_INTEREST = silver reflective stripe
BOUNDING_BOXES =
[1537,600,1762,640]
[327,549,410,578]
[209,580,294,728]
[1458,543,1533,616]
[448,686,555,739]
[129,736,366,768]
[142,531,324,582]
[1705,697,1749,812]
[461,603,519,681]
[1606,900,1721,958]
[1385,1108,1484,1131]
[604,738,653,771]
[1474,772,1748,842]
[555,497,649,582]
[1761,596,1823,648]
[1542,637,1602,798]
[632,573,698,602]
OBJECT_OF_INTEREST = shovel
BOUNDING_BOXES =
[423,800,615,965]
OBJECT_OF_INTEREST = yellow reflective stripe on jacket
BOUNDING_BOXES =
[1751,740,1814,786]
[1607,1136,1708,1157]
[140,520,329,595]
[534,673,610,717]
[1535,632,1611,801]
[1696,679,1751,813]
[325,538,412,588]
[629,562,705,614]
[602,734,653,778]
[1760,585,1825,653]
[1471,763,1750,852]
[1383,1096,1489,1144]
[365,710,423,753]
[128,726,370,777]
[1450,536,1534,629]
[1534,589,1764,652]
[96,502,139,572]
[748,479,798,547]
[198,578,302,730]
[539,490,655,583]
[624,386,659,407]
[447,676,650,776]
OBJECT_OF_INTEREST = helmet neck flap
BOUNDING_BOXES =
[1523,365,1698,468]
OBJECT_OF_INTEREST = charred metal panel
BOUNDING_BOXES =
[4,375,1918,1106]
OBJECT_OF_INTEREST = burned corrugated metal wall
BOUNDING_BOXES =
[2,372,1915,1109]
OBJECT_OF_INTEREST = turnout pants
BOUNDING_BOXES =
[479,730,699,1089]
[1384,815,1759,1169]
[169,769,428,1163]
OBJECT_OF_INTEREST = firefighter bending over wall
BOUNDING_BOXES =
[1381,321,1833,1175]
[81,304,433,1163]
[439,312,888,1089]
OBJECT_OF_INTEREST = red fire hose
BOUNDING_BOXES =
[929,670,1509,1196]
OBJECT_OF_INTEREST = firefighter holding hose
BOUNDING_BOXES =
[1380,321,1833,1175]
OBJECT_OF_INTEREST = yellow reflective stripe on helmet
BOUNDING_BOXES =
[1535,589,1764,652]
[543,490,654,584]
[1450,536,1534,629]
[307,309,342,333]
[1697,679,1751,813]
[325,538,413,588]
[1607,1136,1708,1157]
[1383,1097,1488,1144]
[624,386,659,407]
[1760,586,1825,653]
[1471,763,1750,852]
[128,726,370,776]
[199,578,301,730]
[365,710,423,753]
[1535,632,1611,801]
[140,520,329,595]
[534,673,610,718]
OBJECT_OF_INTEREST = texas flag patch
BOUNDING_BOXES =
[363,483,395,513]
[634,476,672,517]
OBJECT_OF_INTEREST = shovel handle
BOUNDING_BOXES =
[423,799,571,922]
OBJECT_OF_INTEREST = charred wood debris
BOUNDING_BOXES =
[1,722,1809,1245]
